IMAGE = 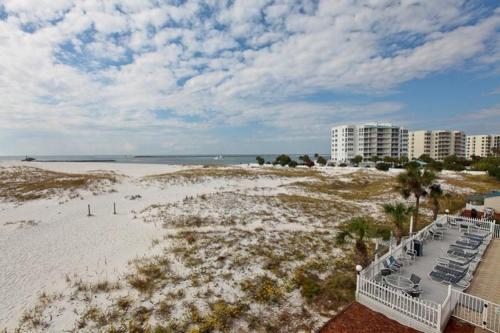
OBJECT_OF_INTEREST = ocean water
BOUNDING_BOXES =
[0,154,328,166]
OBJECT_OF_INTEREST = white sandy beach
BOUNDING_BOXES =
[0,161,322,330]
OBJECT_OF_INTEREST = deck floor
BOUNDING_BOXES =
[386,227,489,305]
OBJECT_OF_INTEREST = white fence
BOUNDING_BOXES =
[445,215,499,238]
[449,290,500,332]
[357,276,441,332]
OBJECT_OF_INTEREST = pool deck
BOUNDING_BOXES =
[380,227,490,305]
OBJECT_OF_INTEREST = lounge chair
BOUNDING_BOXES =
[448,219,458,229]
[389,256,404,268]
[463,234,489,243]
[442,274,470,289]
[437,256,472,267]
[447,249,476,259]
[428,271,470,289]
[397,252,413,266]
[464,232,489,239]
[435,223,446,232]
[403,245,417,260]
[455,241,481,250]
[410,274,423,290]
[429,229,443,240]
[459,236,482,244]
[429,270,448,282]
[382,259,400,273]
[434,265,466,278]
[404,288,422,298]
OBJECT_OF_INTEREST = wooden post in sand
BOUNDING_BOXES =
[87,204,91,217]
[113,203,117,215]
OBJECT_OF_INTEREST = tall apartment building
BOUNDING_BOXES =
[330,123,408,163]
[466,134,500,158]
[408,130,466,160]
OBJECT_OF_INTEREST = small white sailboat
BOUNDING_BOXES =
[213,155,223,160]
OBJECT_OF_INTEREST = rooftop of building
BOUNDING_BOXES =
[466,190,500,203]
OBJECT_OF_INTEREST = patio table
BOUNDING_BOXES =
[383,275,413,291]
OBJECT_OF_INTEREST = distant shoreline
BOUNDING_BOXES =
[0,154,331,166]
[34,159,117,163]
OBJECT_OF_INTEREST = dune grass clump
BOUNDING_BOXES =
[143,167,254,184]
[241,275,284,304]
[18,292,63,331]
[127,256,170,295]
[179,300,248,333]
[0,166,117,202]
[143,165,326,185]
[292,171,396,201]
[291,259,356,312]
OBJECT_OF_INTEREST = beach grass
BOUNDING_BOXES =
[0,166,117,202]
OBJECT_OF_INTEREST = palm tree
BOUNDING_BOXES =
[396,167,436,231]
[335,216,378,267]
[429,184,443,221]
[382,202,414,245]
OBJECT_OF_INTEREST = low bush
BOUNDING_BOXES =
[241,275,283,304]
[294,272,321,299]
[375,163,390,171]
[316,156,327,166]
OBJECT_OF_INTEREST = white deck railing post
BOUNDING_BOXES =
[481,301,489,329]
[437,304,442,331]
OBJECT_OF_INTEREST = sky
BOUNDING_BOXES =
[0,0,499,155]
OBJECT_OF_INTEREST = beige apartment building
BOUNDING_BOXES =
[466,134,500,158]
[408,130,466,160]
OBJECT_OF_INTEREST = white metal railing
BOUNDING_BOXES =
[357,276,441,331]
[450,289,500,332]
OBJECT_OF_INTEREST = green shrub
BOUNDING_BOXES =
[294,272,321,299]
[487,166,500,181]
[375,163,390,171]
[418,154,434,163]
[443,155,468,171]
[288,160,298,168]
[274,154,291,166]
[316,156,327,166]
[299,155,314,167]
[471,161,493,171]
[404,161,421,170]
[351,155,363,164]
[256,156,265,165]
[241,275,283,304]
[426,160,443,172]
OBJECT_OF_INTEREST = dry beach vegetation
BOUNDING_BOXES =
[1,163,498,332]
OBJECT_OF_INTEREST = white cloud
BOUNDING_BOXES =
[0,0,499,154]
